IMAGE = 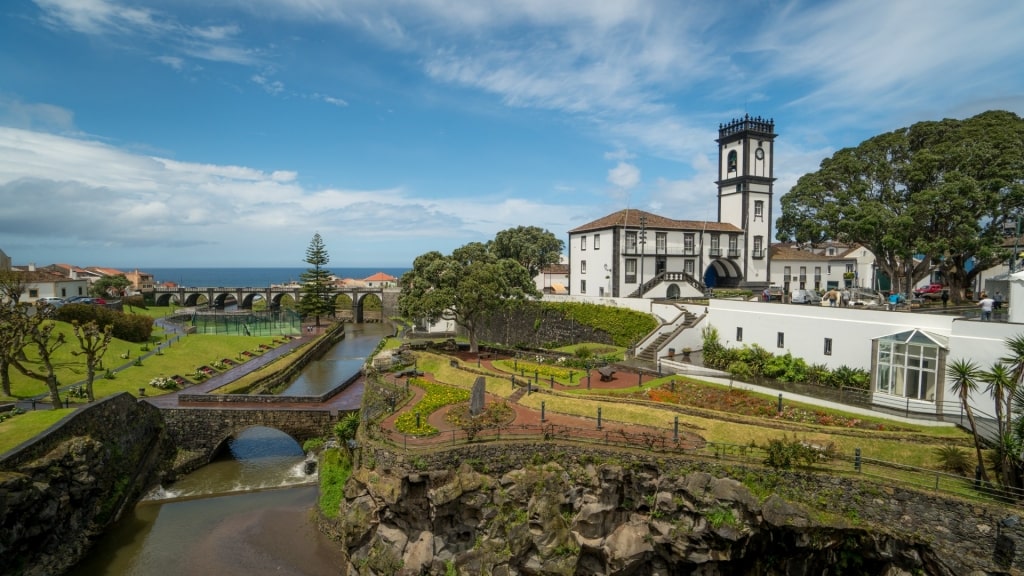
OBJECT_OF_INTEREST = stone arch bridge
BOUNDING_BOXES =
[151,285,386,322]
[159,405,345,474]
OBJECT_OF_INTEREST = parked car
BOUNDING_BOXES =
[913,284,945,299]
[37,297,65,308]
[66,295,91,303]
[91,298,107,305]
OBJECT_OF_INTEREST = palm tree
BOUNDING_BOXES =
[946,358,990,483]
[982,362,1021,490]
[1001,334,1024,433]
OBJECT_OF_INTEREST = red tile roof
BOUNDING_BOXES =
[569,209,741,234]
[363,272,398,282]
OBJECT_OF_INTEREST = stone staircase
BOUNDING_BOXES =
[634,308,701,363]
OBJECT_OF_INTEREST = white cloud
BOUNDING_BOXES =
[154,55,184,70]
[314,93,349,107]
[251,74,284,95]
[607,161,640,190]
[0,126,588,265]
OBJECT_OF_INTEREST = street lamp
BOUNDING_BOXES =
[639,215,648,289]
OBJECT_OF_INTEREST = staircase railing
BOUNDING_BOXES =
[628,271,707,298]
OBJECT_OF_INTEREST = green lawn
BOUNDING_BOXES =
[1,320,280,402]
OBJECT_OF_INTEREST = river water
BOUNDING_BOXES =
[67,323,392,576]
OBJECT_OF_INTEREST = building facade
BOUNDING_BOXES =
[568,115,777,297]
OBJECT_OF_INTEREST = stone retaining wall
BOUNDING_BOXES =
[0,394,170,576]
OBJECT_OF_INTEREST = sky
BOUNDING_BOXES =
[1,1,1023,269]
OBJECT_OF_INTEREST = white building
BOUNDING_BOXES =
[568,115,777,298]
[769,242,877,294]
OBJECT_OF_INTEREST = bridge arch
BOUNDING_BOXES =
[160,407,343,474]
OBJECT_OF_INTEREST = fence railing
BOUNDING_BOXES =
[368,418,1023,507]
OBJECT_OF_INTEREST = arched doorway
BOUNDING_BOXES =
[666,284,680,299]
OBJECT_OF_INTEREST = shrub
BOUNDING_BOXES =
[763,436,834,469]
[56,304,154,343]
[726,361,754,380]
[934,445,972,476]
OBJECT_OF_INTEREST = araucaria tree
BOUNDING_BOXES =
[399,238,541,353]
[776,110,1024,301]
[298,232,335,328]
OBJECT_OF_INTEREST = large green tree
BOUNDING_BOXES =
[297,232,335,328]
[399,240,540,353]
[777,110,1024,301]
[489,225,565,279]
[92,274,131,299]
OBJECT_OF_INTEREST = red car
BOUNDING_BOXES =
[91,297,107,305]
[913,284,945,299]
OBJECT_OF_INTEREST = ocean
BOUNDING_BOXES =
[144,267,409,288]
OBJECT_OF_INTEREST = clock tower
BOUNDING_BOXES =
[716,114,776,287]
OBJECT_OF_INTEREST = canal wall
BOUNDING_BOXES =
[233,322,346,394]
[0,393,170,576]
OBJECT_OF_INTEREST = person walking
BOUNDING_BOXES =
[941,289,949,308]
[979,294,995,321]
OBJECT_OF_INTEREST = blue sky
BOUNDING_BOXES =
[1,0,1022,268]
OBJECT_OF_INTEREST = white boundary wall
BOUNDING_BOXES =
[707,299,1019,416]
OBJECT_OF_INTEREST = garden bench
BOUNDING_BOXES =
[598,366,616,382]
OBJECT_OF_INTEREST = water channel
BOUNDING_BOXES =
[67,322,393,576]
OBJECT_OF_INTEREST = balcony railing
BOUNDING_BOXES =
[682,248,697,256]
[727,249,741,258]
[752,249,765,259]
[709,248,722,257]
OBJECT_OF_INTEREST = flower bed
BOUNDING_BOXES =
[641,380,903,431]
[394,378,470,436]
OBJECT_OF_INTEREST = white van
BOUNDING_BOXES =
[790,289,817,304]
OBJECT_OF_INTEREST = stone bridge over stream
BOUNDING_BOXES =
[159,405,344,472]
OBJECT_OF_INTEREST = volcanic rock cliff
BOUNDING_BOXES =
[323,444,1022,576]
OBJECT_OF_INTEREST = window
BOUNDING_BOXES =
[625,231,638,253]
[581,260,586,274]
[777,332,784,348]
[625,259,637,283]
[29,288,39,298]
[728,235,739,257]
[656,232,667,253]
[727,150,737,172]
[580,279,586,294]
[61,288,67,297]
[824,338,833,356]
[736,327,743,342]
[784,266,791,279]
[753,236,764,259]
[846,264,855,273]
[875,332,942,401]
[581,236,586,251]
[684,260,694,275]
[710,235,721,256]
[754,200,764,220]
[684,233,695,255]
[594,234,600,250]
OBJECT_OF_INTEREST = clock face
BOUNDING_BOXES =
[755,148,765,160]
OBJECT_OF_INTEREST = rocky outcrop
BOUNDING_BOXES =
[0,393,170,576]
[327,445,1021,575]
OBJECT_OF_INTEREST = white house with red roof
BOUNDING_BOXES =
[362,272,398,288]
